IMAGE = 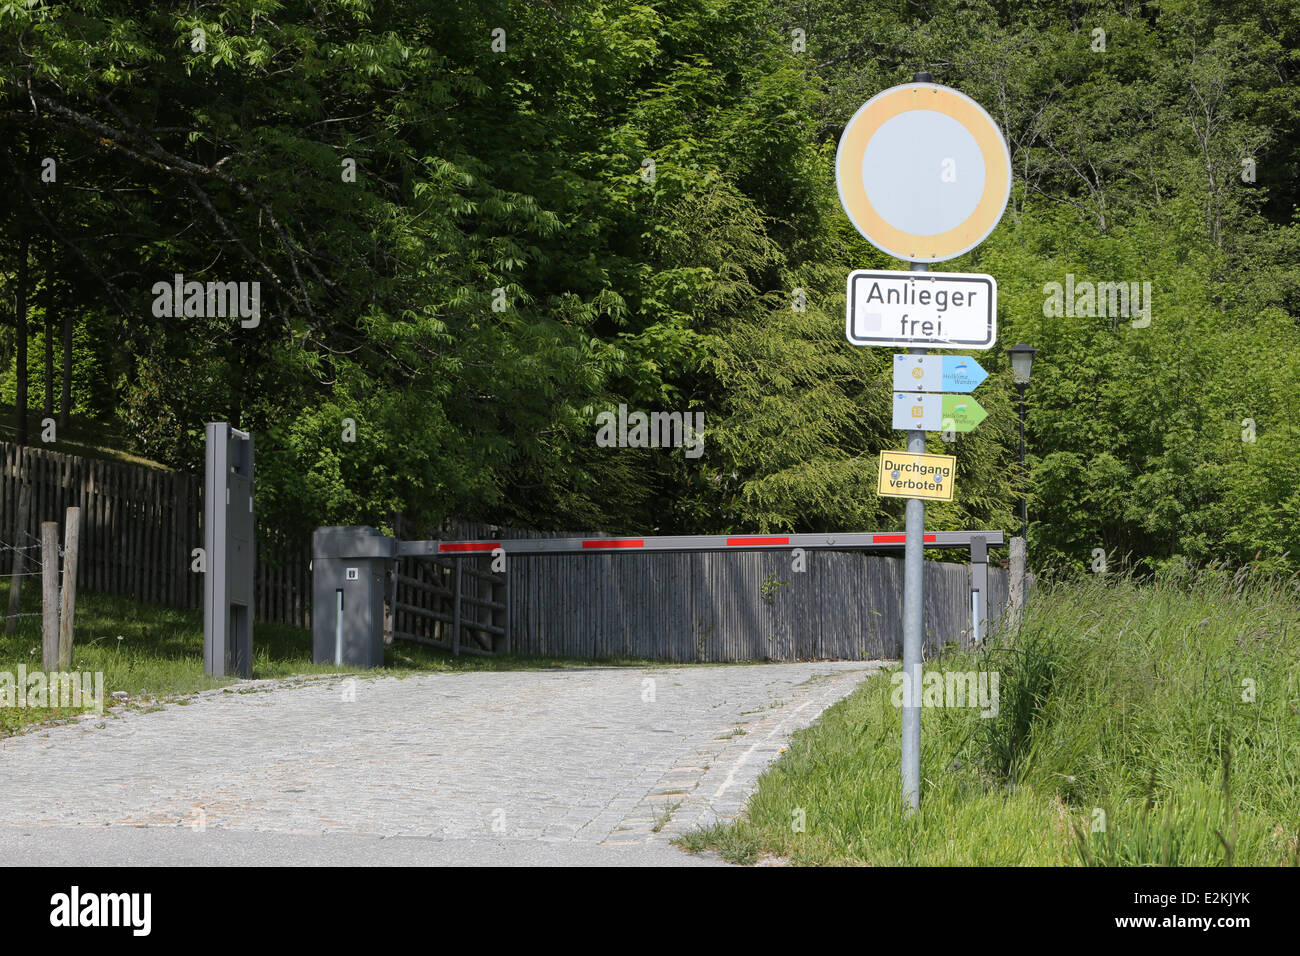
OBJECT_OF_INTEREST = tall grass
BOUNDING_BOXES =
[677,563,1300,865]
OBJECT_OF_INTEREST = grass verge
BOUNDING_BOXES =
[676,562,1300,865]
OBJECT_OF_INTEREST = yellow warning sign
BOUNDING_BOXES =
[877,451,956,501]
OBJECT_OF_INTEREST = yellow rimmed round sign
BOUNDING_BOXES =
[836,82,1012,263]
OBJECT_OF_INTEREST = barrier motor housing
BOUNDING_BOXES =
[312,526,394,668]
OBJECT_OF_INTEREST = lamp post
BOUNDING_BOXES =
[1006,343,1037,540]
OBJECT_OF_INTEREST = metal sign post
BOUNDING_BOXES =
[836,70,1012,812]
[901,266,927,812]
[899,264,930,816]
[203,422,254,678]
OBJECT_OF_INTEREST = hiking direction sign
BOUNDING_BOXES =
[892,354,989,392]
[892,393,988,432]
[892,353,991,432]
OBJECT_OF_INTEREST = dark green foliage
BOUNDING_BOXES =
[0,0,1297,569]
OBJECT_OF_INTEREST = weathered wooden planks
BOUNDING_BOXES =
[3,447,1016,658]
[0,440,309,626]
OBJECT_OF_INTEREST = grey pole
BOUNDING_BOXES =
[969,534,988,646]
[334,588,344,666]
[900,67,938,813]
[1018,383,1028,539]
[203,422,254,678]
[901,257,929,813]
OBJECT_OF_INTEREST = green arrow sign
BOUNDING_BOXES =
[892,393,989,432]
[941,395,987,431]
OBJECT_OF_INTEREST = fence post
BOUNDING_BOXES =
[58,506,80,669]
[5,482,31,635]
[385,559,397,645]
[452,559,461,657]
[1008,535,1026,633]
[42,521,59,669]
[503,566,511,655]
[969,534,988,646]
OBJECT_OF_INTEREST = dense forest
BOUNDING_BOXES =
[2,0,1298,575]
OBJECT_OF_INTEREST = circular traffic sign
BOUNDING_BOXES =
[836,82,1011,263]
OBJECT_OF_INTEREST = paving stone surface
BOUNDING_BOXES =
[0,662,882,857]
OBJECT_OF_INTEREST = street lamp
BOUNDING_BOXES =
[1006,343,1037,540]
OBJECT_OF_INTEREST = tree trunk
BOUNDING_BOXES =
[44,241,55,421]
[15,225,29,446]
[59,261,73,430]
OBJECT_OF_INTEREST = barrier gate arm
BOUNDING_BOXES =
[319,526,1007,665]
[395,530,1004,557]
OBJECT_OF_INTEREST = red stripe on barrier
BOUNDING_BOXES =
[439,542,500,552]
[871,534,937,544]
[582,539,645,549]
[726,536,790,547]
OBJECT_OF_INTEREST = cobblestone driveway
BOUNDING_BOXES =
[0,662,881,862]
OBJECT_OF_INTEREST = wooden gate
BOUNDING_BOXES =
[390,552,509,656]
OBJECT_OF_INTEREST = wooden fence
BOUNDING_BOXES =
[3,442,1017,660]
[1,441,310,626]
[405,521,1015,661]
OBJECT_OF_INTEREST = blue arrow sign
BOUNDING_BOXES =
[942,356,988,392]
[893,355,989,393]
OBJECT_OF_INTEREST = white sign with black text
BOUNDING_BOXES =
[845,270,997,349]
